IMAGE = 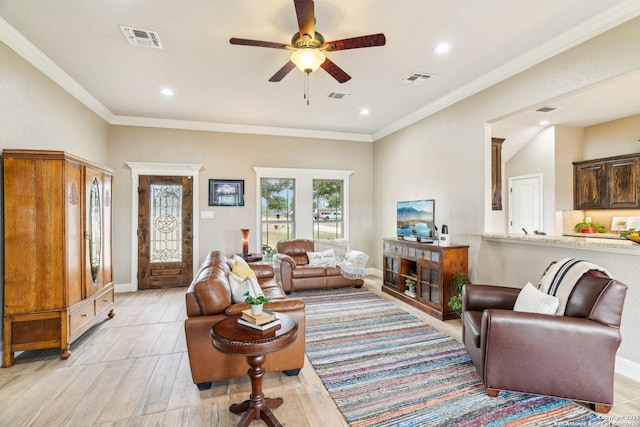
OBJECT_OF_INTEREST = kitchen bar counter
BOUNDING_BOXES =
[481,232,640,255]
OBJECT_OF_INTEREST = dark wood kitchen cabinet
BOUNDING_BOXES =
[492,138,504,210]
[573,154,640,210]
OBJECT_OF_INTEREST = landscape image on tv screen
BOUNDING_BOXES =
[397,199,435,240]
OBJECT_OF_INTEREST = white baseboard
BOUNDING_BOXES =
[616,355,640,382]
[114,283,135,293]
[369,268,382,278]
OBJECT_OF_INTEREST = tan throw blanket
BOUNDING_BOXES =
[538,258,610,315]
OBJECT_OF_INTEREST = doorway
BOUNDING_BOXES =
[125,162,202,293]
[508,174,543,234]
[138,175,193,288]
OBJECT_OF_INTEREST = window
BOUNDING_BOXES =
[260,178,295,251]
[313,179,343,239]
[254,167,352,252]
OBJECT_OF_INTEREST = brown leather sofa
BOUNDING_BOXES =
[274,239,364,292]
[184,251,306,390]
[462,269,627,413]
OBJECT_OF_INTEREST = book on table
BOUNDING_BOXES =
[237,317,281,331]
[241,309,276,325]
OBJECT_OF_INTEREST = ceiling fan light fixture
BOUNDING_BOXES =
[291,48,326,73]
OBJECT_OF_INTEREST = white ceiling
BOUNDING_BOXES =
[1,0,640,142]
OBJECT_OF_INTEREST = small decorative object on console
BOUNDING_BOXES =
[404,279,417,297]
[241,228,250,254]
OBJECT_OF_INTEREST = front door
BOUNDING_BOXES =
[138,175,193,289]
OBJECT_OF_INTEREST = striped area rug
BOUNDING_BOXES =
[295,287,603,427]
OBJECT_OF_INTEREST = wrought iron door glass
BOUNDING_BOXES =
[150,184,182,263]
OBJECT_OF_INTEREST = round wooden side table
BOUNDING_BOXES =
[236,253,264,263]
[211,313,298,427]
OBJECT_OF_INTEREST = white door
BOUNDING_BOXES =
[509,174,543,234]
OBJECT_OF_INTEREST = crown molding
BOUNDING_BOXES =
[371,0,640,141]
[110,115,373,142]
[0,16,114,122]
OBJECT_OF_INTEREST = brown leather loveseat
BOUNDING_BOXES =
[462,264,627,413]
[184,251,306,390]
[275,239,364,292]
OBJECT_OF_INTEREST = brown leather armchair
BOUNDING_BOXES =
[274,239,364,292]
[462,269,627,413]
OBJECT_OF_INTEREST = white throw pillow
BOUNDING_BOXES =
[224,256,235,270]
[307,249,336,266]
[229,273,264,303]
[513,282,560,315]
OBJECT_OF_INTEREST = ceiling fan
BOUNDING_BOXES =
[230,0,386,84]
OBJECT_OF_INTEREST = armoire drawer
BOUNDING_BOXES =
[69,303,95,336]
[95,288,114,314]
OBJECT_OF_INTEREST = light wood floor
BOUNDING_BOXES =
[1,277,639,426]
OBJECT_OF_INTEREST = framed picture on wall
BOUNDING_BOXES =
[209,179,244,206]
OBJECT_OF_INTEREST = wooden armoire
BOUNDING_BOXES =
[2,150,114,367]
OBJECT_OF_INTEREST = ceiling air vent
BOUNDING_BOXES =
[402,72,433,86]
[536,106,558,113]
[327,91,351,100]
[120,25,163,49]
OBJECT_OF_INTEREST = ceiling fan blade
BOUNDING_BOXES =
[269,61,297,82]
[321,58,351,83]
[323,33,386,51]
[294,0,315,38]
[230,38,291,49]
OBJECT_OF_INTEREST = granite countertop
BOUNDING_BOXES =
[481,232,640,255]
[562,232,623,239]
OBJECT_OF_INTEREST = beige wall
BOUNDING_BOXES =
[108,126,374,286]
[373,17,640,365]
[0,42,110,160]
[0,41,110,347]
[583,113,640,159]
[554,125,584,215]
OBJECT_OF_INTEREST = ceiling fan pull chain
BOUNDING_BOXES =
[304,71,310,106]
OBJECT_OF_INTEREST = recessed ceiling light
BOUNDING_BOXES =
[160,88,174,97]
[359,108,370,116]
[539,120,550,126]
[433,42,452,54]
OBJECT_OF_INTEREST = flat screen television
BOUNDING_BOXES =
[397,199,435,241]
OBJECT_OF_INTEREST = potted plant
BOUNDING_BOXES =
[263,247,277,263]
[447,273,471,316]
[244,292,270,315]
[573,220,605,234]
[404,278,416,297]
